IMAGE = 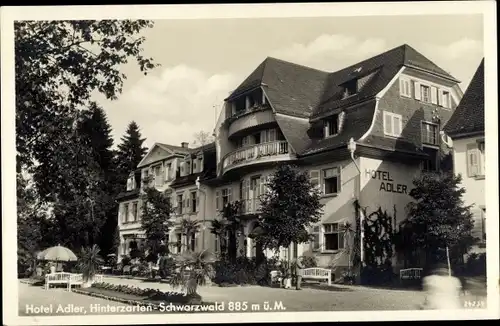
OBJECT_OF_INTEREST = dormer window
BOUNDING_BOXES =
[324,114,339,138]
[126,175,136,191]
[342,79,358,99]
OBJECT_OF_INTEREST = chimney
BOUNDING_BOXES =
[181,142,189,148]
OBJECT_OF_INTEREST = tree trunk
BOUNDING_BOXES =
[446,246,452,276]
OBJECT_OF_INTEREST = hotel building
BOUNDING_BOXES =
[117,44,464,278]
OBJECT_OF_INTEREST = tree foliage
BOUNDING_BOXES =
[15,20,158,259]
[402,172,475,264]
[192,130,214,147]
[116,121,148,185]
[140,179,173,257]
[255,164,324,252]
[15,20,159,171]
[211,201,243,262]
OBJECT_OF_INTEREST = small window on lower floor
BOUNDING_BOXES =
[323,223,344,251]
[422,147,439,172]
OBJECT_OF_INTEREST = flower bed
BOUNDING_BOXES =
[74,282,205,306]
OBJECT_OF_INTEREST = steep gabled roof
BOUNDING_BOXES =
[443,59,484,137]
[157,143,191,155]
[226,57,329,118]
[312,44,458,120]
[224,44,460,157]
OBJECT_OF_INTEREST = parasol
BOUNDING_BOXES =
[36,245,78,262]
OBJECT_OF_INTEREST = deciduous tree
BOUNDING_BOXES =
[402,172,475,270]
[255,164,323,256]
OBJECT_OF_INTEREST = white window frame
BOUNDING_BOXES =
[126,175,136,191]
[383,111,403,138]
[399,78,411,97]
[421,121,439,146]
[420,84,431,103]
[176,193,184,215]
[439,89,451,109]
[190,190,198,213]
[322,223,344,252]
[311,225,321,251]
[467,142,485,178]
[216,187,232,210]
[309,170,320,191]
[322,167,342,195]
[152,164,163,187]
[323,115,339,138]
[132,201,138,222]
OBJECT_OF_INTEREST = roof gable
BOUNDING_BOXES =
[443,59,484,137]
[137,143,186,168]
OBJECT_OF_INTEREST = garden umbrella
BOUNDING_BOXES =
[37,245,78,262]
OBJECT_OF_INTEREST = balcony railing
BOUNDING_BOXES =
[239,198,262,215]
[224,103,271,126]
[222,141,289,170]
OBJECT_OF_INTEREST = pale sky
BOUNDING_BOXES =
[95,15,484,149]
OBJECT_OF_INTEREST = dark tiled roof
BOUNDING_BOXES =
[156,143,191,155]
[227,57,329,118]
[301,100,377,156]
[116,188,140,201]
[225,44,459,157]
[313,44,458,120]
[443,59,484,137]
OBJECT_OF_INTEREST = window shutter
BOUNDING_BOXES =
[399,79,404,95]
[336,167,342,192]
[309,170,320,189]
[414,81,421,100]
[186,195,190,209]
[430,86,438,104]
[228,188,232,203]
[393,115,402,136]
[215,191,221,210]
[384,112,392,135]
[260,175,266,195]
[196,194,200,212]
[466,143,479,177]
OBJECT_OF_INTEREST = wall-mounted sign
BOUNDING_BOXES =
[365,169,409,194]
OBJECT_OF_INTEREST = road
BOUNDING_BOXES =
[18,277,487,316]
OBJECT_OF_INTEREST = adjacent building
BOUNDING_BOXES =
[116,142,218,260]
[117,44,465,278]
[443,59,486,255]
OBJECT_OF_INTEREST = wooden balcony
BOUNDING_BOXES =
[222,140,294,175]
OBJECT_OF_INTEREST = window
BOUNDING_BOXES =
[467,142,485,177]
[323,115,339,138]
[165,163,172,181]
[191,190,198,213]
[123,204,129,223]
[323,223,344,251]
[132,202,138,222]
[176,233,182,253]
[261,129,276,143]
[190,233,196,251]
[214,236,219,254]
[421,85,430,103]
[185,161,191,175]
[422,122,439,145]
[153,165,163,187]
[323,167,341,195]
[177,194,183,215]
[383,111,402,138]
[422,147,439,172]
[440,90,450,108]
[126,176,136,191]
[311,225,321,251]
[215,188,232,210]
[400,78,411,97]
[342,79,357,98]
[253,132,261,144]
[309,170,320,190]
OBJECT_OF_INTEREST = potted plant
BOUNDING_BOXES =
[170,250,215,304]
[77,244,104,288]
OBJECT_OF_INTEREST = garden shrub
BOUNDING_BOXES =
[464,253,486,276]
[91,282,188,302]
[300,255,317,268]
[213,257,274,286]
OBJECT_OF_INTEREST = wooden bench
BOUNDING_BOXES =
[45,272,72,290]
[399,268,423,280]
[45,272,104,291]
[300,268,332,286]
